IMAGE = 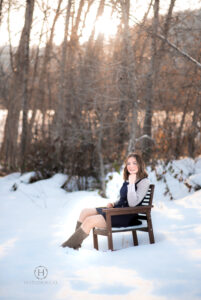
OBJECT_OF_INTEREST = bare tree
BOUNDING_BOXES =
[21,0,35,171]
[1,0,34,170]
[141,0,159,162]
[116,0,138,154]
[34,0,63,139]
[1,0,201,187]
[0,0,3,26]
[188,94,201,157]
[54,0,72,147]
[142,0,177,162]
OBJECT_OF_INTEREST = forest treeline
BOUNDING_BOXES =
[0,0,201,195]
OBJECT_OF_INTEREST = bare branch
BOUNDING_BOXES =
[157,33,201,70]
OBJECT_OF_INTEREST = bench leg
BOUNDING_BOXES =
[107,232,114,251]
[147,213,155,244]
[93,229,99,250]
[105,215,114,251]
[132,230,138,246]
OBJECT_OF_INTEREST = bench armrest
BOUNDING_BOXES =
[102,206,152,216]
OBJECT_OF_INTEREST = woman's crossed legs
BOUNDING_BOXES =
[78,208,107,234]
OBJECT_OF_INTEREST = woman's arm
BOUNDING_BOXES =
[127,178,150,207]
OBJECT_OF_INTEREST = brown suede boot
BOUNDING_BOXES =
[75,221,82,247]
[75,220,82,231]
[61,227,89,249]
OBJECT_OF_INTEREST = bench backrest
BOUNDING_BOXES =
[137,184,154,220]
[139,184,155,207]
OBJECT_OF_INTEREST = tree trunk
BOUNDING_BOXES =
[174,95,190,159]
[0,0,3,26]
[53,0,72,150]
[142,0,159,163]
[97,120,106,197]
[188,95,201,158]
[118,0,137,154]
[1,0,35,170]
[28,0,63,146]
[21,0,35,172]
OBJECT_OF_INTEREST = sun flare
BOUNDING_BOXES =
[1,0,200,47]
[94,13,120,40]
[80,7,120,44]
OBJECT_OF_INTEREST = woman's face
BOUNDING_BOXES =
[127,157,139,175]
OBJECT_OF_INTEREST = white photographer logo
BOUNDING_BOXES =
[34,266,48,280]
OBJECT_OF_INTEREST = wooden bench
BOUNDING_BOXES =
[93,184,155,251]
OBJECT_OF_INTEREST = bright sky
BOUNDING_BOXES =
[0,0,201,47]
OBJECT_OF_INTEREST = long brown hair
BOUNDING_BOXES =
[123,153,148,181]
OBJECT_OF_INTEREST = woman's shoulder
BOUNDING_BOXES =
[137,177,150,186]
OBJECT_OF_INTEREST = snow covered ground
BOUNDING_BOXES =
[0,158,201,300]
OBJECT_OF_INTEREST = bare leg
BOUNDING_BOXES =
[81,215,107,234]
[61,211,106,249]
[78,208,98,223]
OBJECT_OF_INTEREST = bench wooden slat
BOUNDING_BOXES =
[94,222,148,236]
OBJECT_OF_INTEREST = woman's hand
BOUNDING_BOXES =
[129,174,137,184]
[107,203,114,208]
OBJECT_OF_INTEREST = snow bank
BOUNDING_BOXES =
[0,157,201,300]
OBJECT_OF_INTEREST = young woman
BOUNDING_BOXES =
[61,152,150,249]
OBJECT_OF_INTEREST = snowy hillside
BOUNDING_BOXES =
[0,157,201,300]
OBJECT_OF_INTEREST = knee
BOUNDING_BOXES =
[79,208,93,223]
[83,216,95,227]
[80,208,89,217]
